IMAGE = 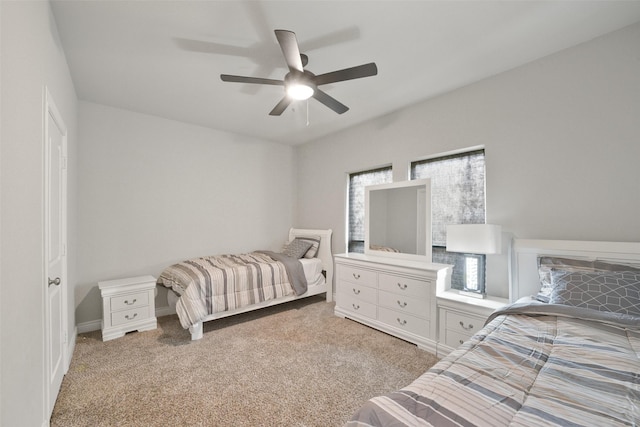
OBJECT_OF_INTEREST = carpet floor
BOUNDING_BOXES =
[51,296,438,426]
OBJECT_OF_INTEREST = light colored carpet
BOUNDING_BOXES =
[51,296,438,426]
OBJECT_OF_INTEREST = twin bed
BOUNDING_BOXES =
[157,228,333,340]
[347,238,640,426]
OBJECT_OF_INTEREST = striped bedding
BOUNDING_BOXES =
[347,303,640,427]
[157,251,307,329]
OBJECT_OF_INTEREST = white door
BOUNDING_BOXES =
[45,89,67,417]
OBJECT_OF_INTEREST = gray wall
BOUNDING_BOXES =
[75,102,296,325]
[1,1,78,425]
[295,22,640,298]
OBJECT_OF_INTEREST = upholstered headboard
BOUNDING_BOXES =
[509,238,640,301]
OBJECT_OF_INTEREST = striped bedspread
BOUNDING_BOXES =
[157,251,306,329]
[347,303,640,426]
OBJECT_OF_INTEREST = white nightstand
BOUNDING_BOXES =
[99,275,157,341]
[437,290,508,357]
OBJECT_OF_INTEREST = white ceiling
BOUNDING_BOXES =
[51,1,640,145]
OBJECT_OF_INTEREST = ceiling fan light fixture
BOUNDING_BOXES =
[287,83,314,100]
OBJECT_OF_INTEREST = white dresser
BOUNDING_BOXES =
[334,253,451,353]
[99,275,157,341]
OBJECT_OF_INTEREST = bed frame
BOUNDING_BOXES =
[510,238,640,301]
[180,228,333,340]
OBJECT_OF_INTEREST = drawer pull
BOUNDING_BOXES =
[125,313,138,321]
[396,318,407,326]
[352,288,361,295]
[124,299,137,305]
[352,273,361,280]
[352,303,360,310]
[397,300,407,308]
[459,321,474,331]
[397,283,408,290]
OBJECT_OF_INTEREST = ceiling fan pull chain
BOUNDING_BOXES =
[306,100,310,126]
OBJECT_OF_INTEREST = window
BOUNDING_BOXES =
[411,149,486,293]
[347,166,393,253]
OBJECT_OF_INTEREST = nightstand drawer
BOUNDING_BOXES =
[338,265,377,286]
[378,307,430,337]
[339,282,377,305]
[442,329,473,349]
[378,274,429,298]
[337,293,377,319]
[111,306,151,327]
[445,311,483,336]
[378,290,429,318]
[110,292,149,311]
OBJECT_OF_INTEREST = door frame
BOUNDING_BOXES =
[43,86,69,419]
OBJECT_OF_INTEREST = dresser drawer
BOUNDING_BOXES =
[337,293,377,319]
[339,282,377,305]
[378,289,429,319]
[337,265,377,286]
[445,310,483,337]
[378,273,430,299]
[442,329,473,349]
[110,292,149,311]
[111,306,151,327]
[378,307,430,337]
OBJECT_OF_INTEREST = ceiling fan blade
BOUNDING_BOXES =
[274,30,304,72]
[299,26,361,52]
[314,62,378,86]
[313,89,349,114]
[269,97,292,116]
[220,74,284,86]
[175,37,251,57]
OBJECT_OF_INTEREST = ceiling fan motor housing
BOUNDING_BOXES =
[284,70,317,91]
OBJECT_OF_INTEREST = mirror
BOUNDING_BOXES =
[365,179,431,262]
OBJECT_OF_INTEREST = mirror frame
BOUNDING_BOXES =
[364,178,432,262]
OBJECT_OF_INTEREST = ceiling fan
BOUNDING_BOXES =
[220,29,378,116]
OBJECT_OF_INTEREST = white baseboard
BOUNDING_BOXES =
[76,306,176,333]
[76,319,102,333]
[156,304,176,317]
[65,326,77,372]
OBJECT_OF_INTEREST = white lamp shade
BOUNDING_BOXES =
[446,224,502,255]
